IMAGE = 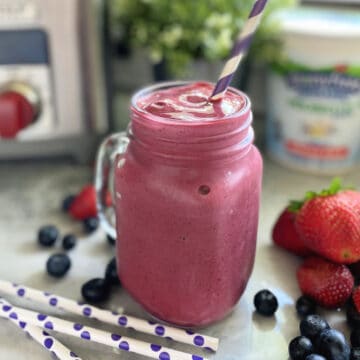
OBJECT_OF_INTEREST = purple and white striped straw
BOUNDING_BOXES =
[0,298,82,360]
[0,301,208,360]
[0,280,219,351]
[210,0,268,101]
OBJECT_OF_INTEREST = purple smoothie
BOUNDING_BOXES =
[115,82,262,326]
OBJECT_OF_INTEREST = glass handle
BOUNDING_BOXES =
[95,132,129,240]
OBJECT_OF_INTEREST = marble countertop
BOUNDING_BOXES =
[0,157,359,360]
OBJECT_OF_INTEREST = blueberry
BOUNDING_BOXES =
[315,328,350,360]
[81,278,111,303]
[105,258,120,286]
[351,348,360,360]
[62,194,75,212]
[107,234,116,246]
[46,254,71,278]
[254,289,278,316]
[351,329,360,347]
[83,217,99,234]
[62,234,77,251]
[38,225,59,247]
[289,336,313,360]
[300,315,330,341]
[296,296,317,317]
[305,355,326,360]
[347,301,360,329]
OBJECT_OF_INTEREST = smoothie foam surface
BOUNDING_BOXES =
[137,82,245,121]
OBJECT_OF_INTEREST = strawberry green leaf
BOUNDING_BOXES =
[309,178,343,198]
[286,177,348,212]
[288,200,303,213]
[305,191,317,200]
[327,177,342,195]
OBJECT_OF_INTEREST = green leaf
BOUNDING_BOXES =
[288,200,304,213]
[305,191,317,200]
[286,177,351,212]
[109,0,297,75]
[328,177,342,195]
[318,177,343,197]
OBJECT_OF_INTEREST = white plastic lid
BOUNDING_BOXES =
[274,7,360,38]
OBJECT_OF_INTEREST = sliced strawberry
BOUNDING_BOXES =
[297,256,354,309]
[353,286,360,313]
[69,185,97,220]
[272,208,311,257]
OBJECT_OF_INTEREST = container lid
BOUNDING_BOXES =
[274,7,360,38]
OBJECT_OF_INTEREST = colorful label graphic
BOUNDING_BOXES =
[267,61,360,172]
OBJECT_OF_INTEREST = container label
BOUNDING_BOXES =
[287,72,360,98]
[267,61,360,172]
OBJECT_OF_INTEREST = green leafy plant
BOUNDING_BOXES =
[109,0,297,76]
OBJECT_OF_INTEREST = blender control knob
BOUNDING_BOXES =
[0,82,41,138]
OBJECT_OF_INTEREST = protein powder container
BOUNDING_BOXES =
[266,7,360,174]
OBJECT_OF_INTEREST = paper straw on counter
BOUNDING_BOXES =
[0,279,219,351]
[0,299,208,360]
[0,298,82,360]
[210,0,268,101]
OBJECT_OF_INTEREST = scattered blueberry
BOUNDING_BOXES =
[296,296,317,317]
[38,225,59,247]
[81,278,111,303]
[62,234,77,251]
[289,336,313,360]
[351,348,360,360]
[107,234,116,246]
[315,328,350,360]
[300,315,330,342]
[347,301,360,329]
[62,194,75,212]
[46,253,71,278]
[83,217,99,234]
[105,258,120,286]
[253,289,278,316]
[305,355,326,360]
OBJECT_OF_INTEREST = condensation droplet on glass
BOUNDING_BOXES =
[117,158,126,168]
[116,192,122,199]
[198,185,211,195]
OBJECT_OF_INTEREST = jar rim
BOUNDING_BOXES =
[131,81,251,126]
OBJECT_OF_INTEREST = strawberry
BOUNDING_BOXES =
[68,185,113,220]
[272,208,311,256]
[353,286,360,313]
[69,185,97,220]
[297,256,354,309]
[293,178,360,264]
